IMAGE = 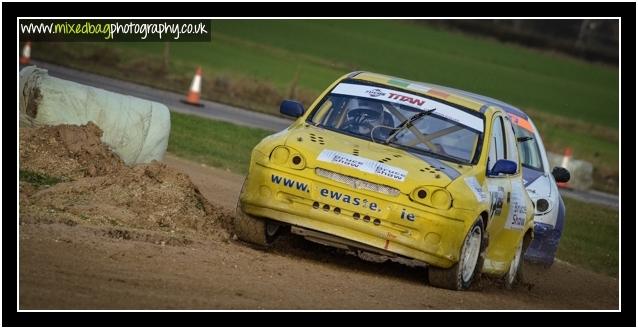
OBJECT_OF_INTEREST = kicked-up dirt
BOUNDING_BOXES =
[18,123,619,310]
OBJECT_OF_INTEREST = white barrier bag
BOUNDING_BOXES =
[19,66,171,165]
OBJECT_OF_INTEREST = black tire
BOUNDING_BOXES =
[428,218,484,290]
[234,179,281,248]
[504,232,532,289]
[504,240,523,289]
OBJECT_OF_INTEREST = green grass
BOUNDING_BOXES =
[556,198,619,277]
[19,170,64,187]
[536,117,618,192]
[30,20,619,126]
[28,19,618,193]
[117,20,618,127]
[167,112,271,174]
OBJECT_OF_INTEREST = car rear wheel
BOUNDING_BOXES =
[234,179,281,248]
[428,218,484,290]
[505,233,530,289]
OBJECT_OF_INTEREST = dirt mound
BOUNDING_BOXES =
[20,122,124,179]
[19,122,232,240]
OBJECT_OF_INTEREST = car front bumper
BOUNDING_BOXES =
[240,163,475,268]
[524,222,561,265]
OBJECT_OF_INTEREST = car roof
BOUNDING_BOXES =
[351,71,529,119]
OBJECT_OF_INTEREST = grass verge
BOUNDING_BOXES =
[27,20,618,193]
[556,197,619,277]
[167,112,272,175]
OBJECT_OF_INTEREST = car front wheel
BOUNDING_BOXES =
[234,179,282,248]
[428,218,484,290]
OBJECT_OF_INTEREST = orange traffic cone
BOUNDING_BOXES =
[181,66,204,107]
[19,42,31,65]
[557,147,572,189]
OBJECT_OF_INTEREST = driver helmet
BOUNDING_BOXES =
[344,98,385,135]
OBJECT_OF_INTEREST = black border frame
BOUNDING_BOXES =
[3,1,635,327]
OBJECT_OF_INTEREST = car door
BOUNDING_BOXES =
[484,114,513,239]
[485,113,520,261]
[502,115,528,233]
[484,114,528,269]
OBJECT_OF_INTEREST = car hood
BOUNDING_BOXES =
[284,125,474,194]
[524,170,553,199]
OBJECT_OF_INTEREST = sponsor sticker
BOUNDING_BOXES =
[465,176,487,202]
[317,149,407,182]
[318,186,380,212]
[270,174,310,193]
[365,88,386,97]
[331,83,483,132]
[505,181,527,230]
[408,83,431,93]
[507,113,534,133]
[488,184,505,219]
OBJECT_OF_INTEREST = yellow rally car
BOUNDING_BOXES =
[235,72,535,290]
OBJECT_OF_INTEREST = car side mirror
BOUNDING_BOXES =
[490,159,518,176]
[552,166,570,183]
[280,100,305,118]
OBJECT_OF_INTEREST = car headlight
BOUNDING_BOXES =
[431,189,452,209]
[270,146,305,170]
[410,186,452,210]
[535,198,552,214]
[271,146,290,165]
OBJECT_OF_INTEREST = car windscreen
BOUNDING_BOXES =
[307,81,485,164]
[508,113,544,172]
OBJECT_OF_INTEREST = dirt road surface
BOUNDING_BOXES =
[19,151,619,310]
